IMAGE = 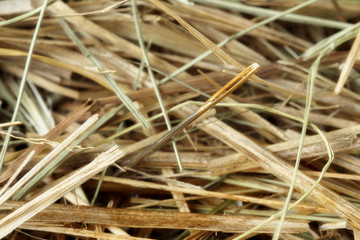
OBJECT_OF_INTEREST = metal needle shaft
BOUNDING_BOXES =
[127,63,259,167]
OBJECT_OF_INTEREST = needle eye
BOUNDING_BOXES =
[199,63,259,112]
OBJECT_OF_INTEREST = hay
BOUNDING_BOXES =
[1,0,360,239]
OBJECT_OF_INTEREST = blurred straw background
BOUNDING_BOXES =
[0,0,360,239]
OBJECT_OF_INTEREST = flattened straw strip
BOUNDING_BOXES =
[0,130,167,238]
[20,225,151,240]
[174,104,360,235]
[13,105,124,200]
[0,145,124,238]
[0,114,98,205]
[0,100,93,184]
[0,151,35,198]
[334,30,360,94]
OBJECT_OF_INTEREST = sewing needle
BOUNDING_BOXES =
[127,63,259,168]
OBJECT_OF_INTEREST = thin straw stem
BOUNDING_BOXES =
[57,18,150,128]
[131,0,183,171]
[0,0,49,172]
[192,0,351,29]
[158,0,320,85]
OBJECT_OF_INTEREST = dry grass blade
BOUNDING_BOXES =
[14,203,309,233]
[93,175,327,212]
[0,100,94,183]
[0,114,99,206]
[175,104,360,230]
[0,121,22,128]
[335,30,360,94]
[149,0,241,68]
[1,0,360,239]
[0,146,123,238]
[0,0,49,173]
[22,226,154,240]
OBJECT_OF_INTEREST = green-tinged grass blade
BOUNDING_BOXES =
[128,58,211,98]
[192,0,352,29]
[208,199,234,215]
[158,0,320,86]
[132,0,183,171]
[132,41,151,91]
[149,65,211,98]
[27,80,55,131]
[272,42,320,240]
[174,175,232,239]
[57,18,150,128]
[217,111,261,128]
[0,0,49,172]
[0,80,30,130]
[90,167,108,206]
[227,53,334,240]
[302,22,360,60]
[12,105,124,200]
[91,120,124,206]
[0,0,57,27]
[6,80,53,135]
[203,175,228,190]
